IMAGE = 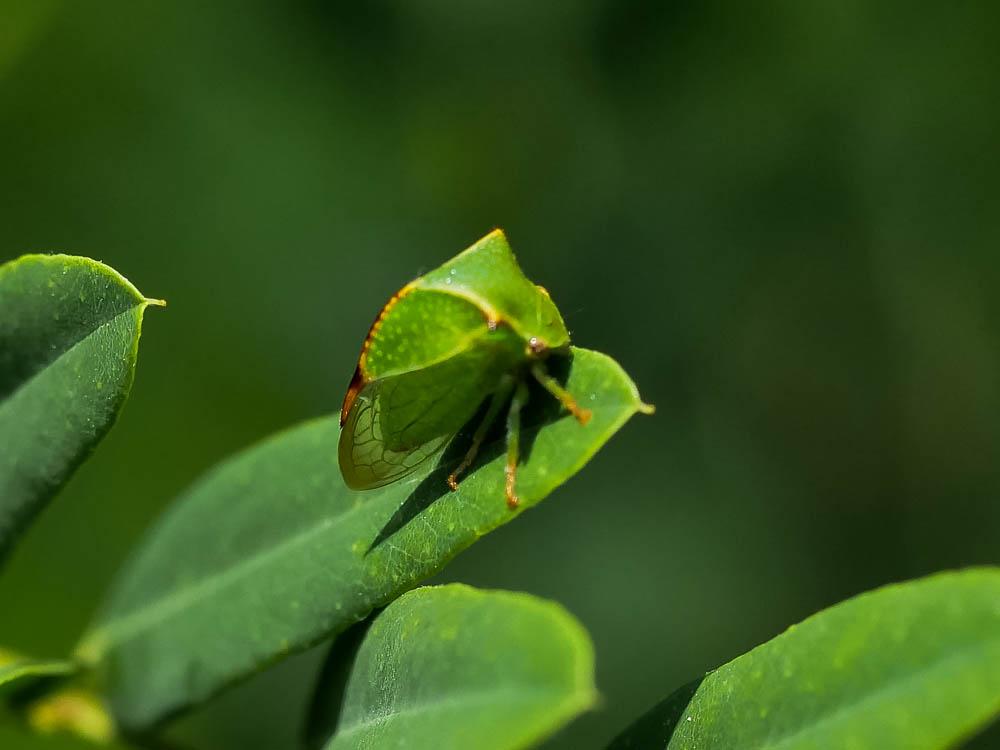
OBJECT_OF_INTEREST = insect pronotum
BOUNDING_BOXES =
[338,229,591,508]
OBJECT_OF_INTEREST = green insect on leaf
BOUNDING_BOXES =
[339,229,647,507]
[76,346,648,730]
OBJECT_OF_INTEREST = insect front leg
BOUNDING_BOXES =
[447,378,515,492]
[530,362,592,425]
[504,380,531,509]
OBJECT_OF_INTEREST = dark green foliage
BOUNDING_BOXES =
[2,248,998,750]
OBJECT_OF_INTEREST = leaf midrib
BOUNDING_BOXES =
[332,685,583,741]
[78,504,356,661]
[0,303,144,405]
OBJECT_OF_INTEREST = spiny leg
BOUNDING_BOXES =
[504,380,531,509]
[447,379,514,491]
[530,362,592,425]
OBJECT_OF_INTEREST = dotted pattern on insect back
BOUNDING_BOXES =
[417,230,570,351]
[360,288,488,381]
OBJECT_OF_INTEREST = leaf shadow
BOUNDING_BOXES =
[301,613,379,749]
[2,670,74,710]
[604,674,707,750]
[367,354,574,554]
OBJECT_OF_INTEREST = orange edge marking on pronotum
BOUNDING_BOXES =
[339,281,416,426]
[339,366,366,426]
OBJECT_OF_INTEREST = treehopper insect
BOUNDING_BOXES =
[339,229,593,508]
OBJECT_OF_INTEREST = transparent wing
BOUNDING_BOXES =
[338,348,504,490]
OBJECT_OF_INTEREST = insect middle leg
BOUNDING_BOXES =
[447,379,514,492]
[530,362,592,425]
[504,379,531,509]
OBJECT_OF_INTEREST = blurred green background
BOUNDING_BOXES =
[2,1,1000,748]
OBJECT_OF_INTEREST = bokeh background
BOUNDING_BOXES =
[2,1,1000,748]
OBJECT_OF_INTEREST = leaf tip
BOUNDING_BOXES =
[638,400,656,415]
[144,297,167,308]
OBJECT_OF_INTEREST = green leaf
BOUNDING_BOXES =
[322,584,596,750]
[608,568,1000,750]
[0,254,162,565]
[0,658,74,700]
[76,347,647,730]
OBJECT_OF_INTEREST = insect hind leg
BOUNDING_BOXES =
[447,379,514,492]
[530,362,592,425]
[504,380,531,509]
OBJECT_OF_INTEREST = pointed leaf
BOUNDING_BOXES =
[0,254,162,565]
[608,568,1000,750]
[323,584,596,750]
[76,347,649,730]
